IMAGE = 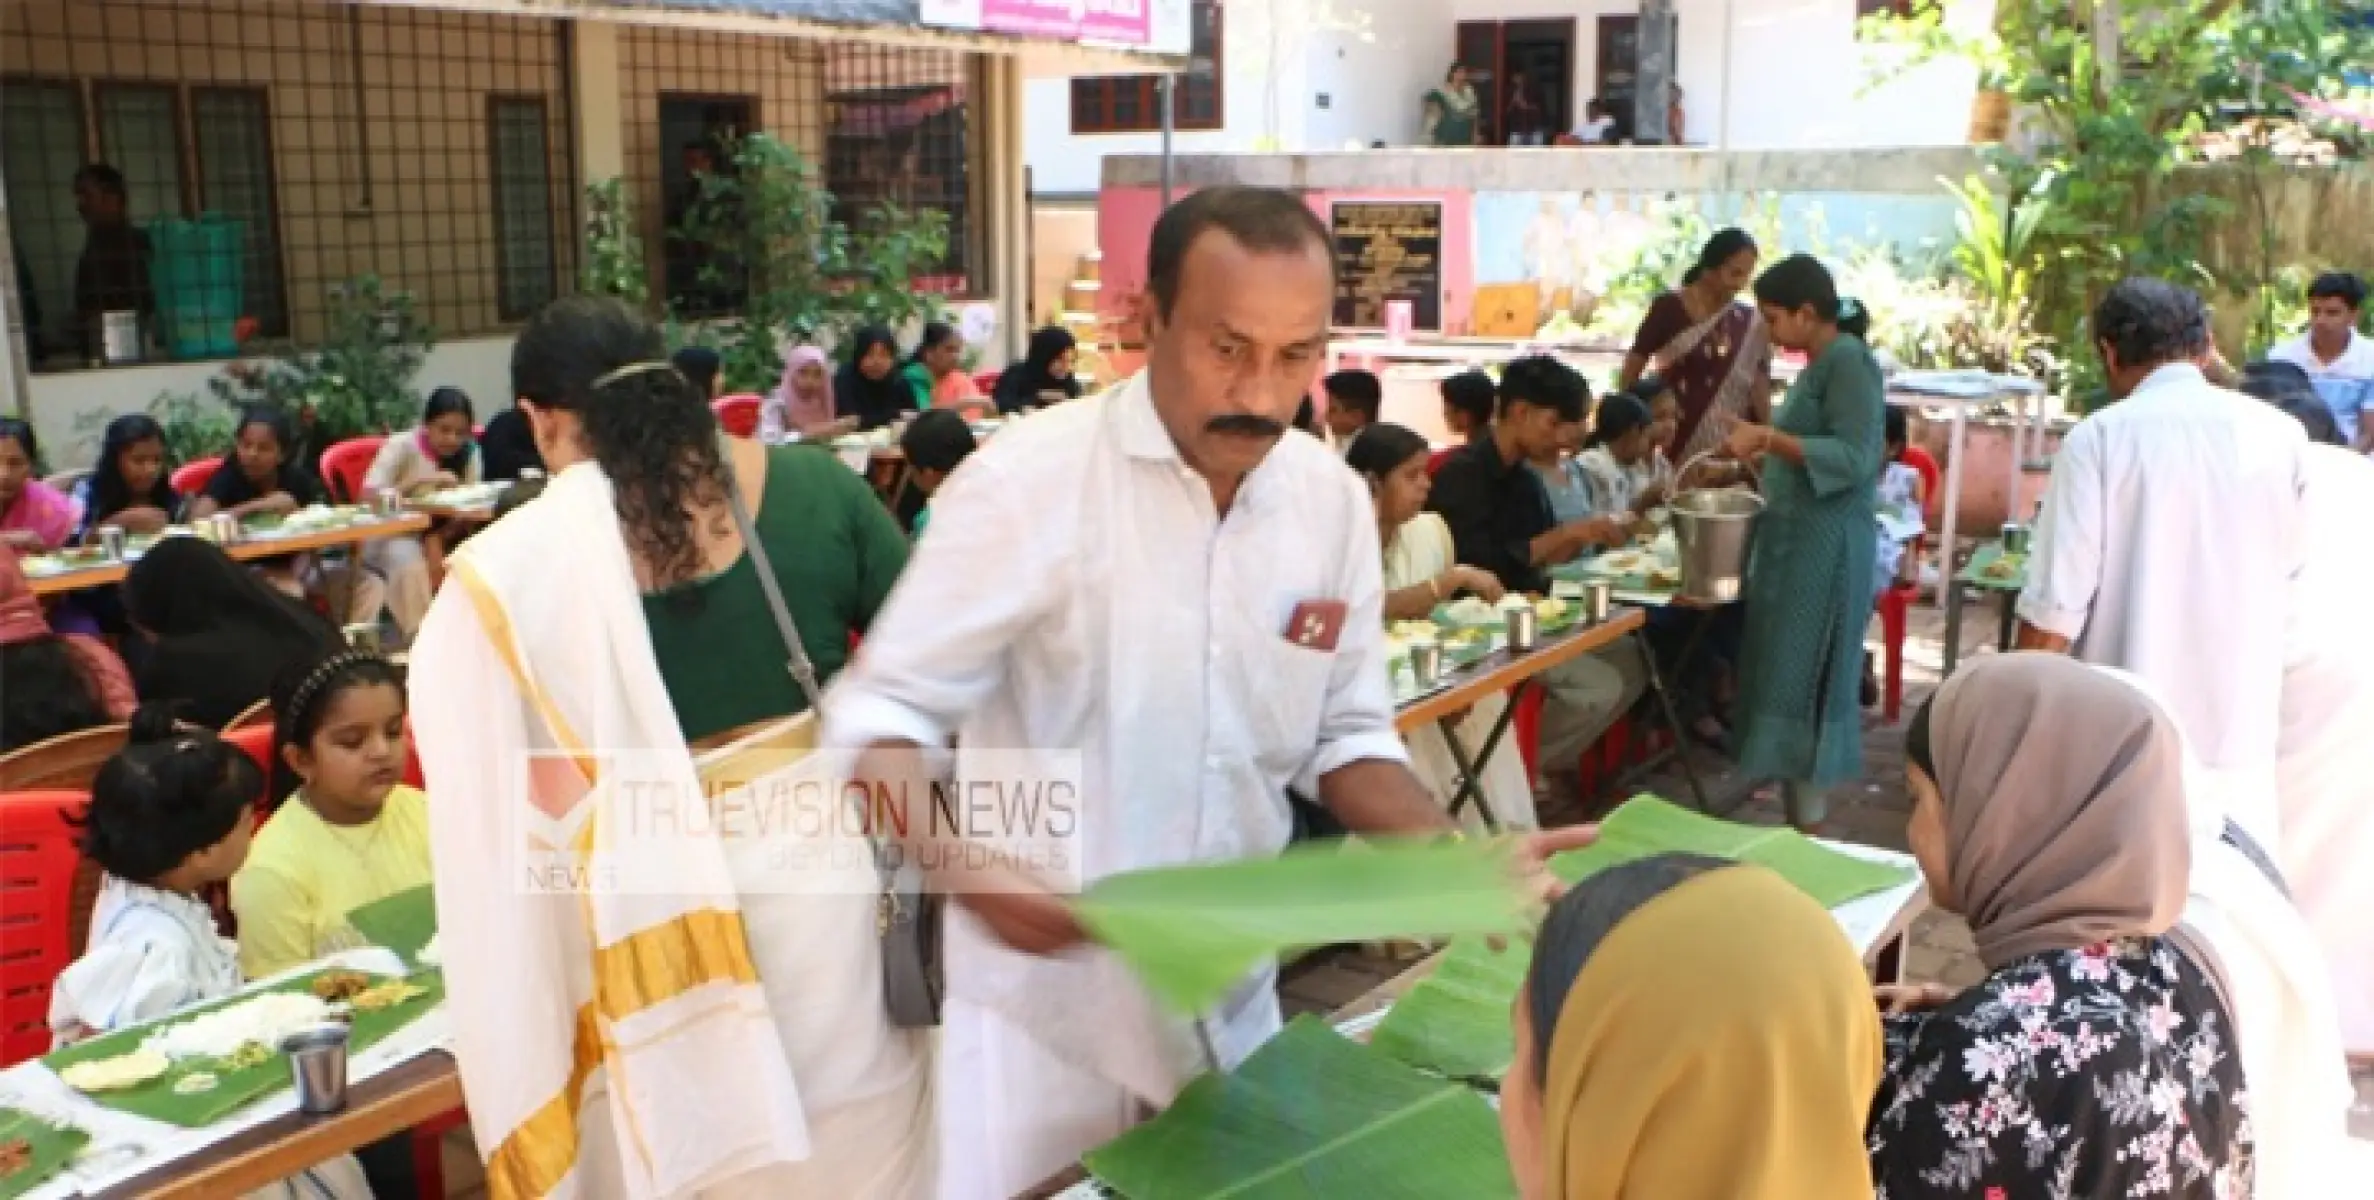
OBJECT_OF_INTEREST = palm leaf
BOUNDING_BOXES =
[1083,1015,1517,1199]
[1075,840,1528,1015]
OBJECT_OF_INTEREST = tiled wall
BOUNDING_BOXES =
[3,0,575,355]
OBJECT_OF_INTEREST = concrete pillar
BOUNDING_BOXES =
[984,53,1031,364]
[0,156,28,420]
[1634,0,1676,145]
[570,20,626,187]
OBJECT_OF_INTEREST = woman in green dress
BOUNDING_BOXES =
[1423,64,1482,147]
[1721,255,1885,829]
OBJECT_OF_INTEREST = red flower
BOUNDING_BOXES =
[1987,1188,2009,1200]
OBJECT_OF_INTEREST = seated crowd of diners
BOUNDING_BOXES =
[6,260,2367,1200]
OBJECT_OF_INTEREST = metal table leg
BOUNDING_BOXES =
[1633,631,1709,812]
[1434,682,1524,833]
[1941,579,1965,677]
[1995,589,2018,653]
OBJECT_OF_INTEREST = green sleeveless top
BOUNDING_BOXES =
[642,444,911,743]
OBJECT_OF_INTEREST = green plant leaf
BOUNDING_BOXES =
[1083,1015,1517,1200]
[1074,840,1528,1015]
[1364,938,1530,1085]
[0,1105,90,1200]
[345,883,437,968]
[1546,795,1914,907]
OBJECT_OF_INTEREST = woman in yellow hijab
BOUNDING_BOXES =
[1501,853,1883,1199]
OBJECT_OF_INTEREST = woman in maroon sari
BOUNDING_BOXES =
[1619,228,1773,467]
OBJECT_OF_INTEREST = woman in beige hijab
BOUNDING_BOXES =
[1870,653,2254,1198]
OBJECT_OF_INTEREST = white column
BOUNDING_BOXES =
[985,52,1031,364]
[571,20,626,187]
[0,154,29,419]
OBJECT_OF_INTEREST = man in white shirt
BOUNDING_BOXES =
[2237,368,2374,1066]
[2017,277,2310,845]
[2268,270,2374,454]
[825,186,1580,1199]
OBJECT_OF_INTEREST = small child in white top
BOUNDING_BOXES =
[1872,407,1928,603]
[49,704,370,1200]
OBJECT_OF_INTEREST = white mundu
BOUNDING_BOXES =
[826,373,1410,1200]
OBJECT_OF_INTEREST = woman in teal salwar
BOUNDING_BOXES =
[1722,255,1886,829]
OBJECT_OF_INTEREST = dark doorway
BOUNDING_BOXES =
[1502,20,1575,143]
[658,94,755,315]
[1453,19,1576,145]
[1596,15,1641,143]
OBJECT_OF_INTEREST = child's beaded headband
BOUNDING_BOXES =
[283,650,389,732]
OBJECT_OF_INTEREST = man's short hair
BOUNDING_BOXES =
[671,346,721,396]
[2091,278,2210,370]
[1322,369,1382,418]
[73,163,127,198]
[1146,187,1333,321]
[2308,271,2368,311]
[1496,355,1589,424]
[1440,370,1497,425]
[900,409,978,473]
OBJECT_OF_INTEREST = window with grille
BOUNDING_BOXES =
[3,0,577,367]
[2,79,87,359]
[621,30,981,299]
[489,96,557,320]
[191,88,287,342]
[1071,0,1224,135]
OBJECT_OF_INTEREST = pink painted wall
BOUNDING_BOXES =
[1095,186,1481,336]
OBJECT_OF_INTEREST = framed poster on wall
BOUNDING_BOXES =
[1330,200,1444,331]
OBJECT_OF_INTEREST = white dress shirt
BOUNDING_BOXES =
[824,372,1406,1098]
[2018,363,2309,836]
[2278,444,2374,1053]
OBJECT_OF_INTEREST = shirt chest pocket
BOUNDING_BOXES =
[1245,633,1338,779]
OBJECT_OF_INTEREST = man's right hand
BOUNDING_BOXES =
[966,885,1089,956]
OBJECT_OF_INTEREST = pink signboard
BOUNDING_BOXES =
[977,0,1151,46]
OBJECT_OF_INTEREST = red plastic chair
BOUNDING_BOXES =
[170,456,223,497]
[318,436,386,504]
[712,394,763,438]
[972,369,1003,396]
[1901,446,1942,518]
[1428,448,1458,477]
[1511,688,1545,782]
[0,790,90,1066]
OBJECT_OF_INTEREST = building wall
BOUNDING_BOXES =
[4,0,576,351]
[1025,0,1991,196]
[6,2,1031,467]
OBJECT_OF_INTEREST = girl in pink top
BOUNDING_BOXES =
[0,418,83,551]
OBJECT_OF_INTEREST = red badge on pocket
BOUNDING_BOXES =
[1285,600,1348,651]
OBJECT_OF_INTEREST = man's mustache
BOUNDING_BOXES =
[1205,413,1285,437]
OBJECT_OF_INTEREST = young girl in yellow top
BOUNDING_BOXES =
[232,650,431,980]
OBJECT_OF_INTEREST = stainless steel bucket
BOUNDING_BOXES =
[1670,488,1765,604]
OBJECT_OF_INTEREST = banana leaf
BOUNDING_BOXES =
[1370,797,1915,1084]
[1083,1015,1516,1199]
[1548,795,1915,907]
[1365,938,1530,1085]
[0,1106,89,1200]
[345,883,438,968]
[1073,839,1529,1015]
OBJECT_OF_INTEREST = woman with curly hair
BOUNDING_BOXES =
[406,295,927,1196]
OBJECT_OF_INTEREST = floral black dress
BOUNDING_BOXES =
[1867,938,2255,1199]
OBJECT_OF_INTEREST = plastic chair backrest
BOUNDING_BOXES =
[1901,446,1942,517]
[0,724,129,792]
[319,436,387,504]
[170,456,223,497]
[0,790,90,1066]
[1427,448,1457,478]
[218,724,277,823]
[972,369,1003,396]
[713,395,763,439]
